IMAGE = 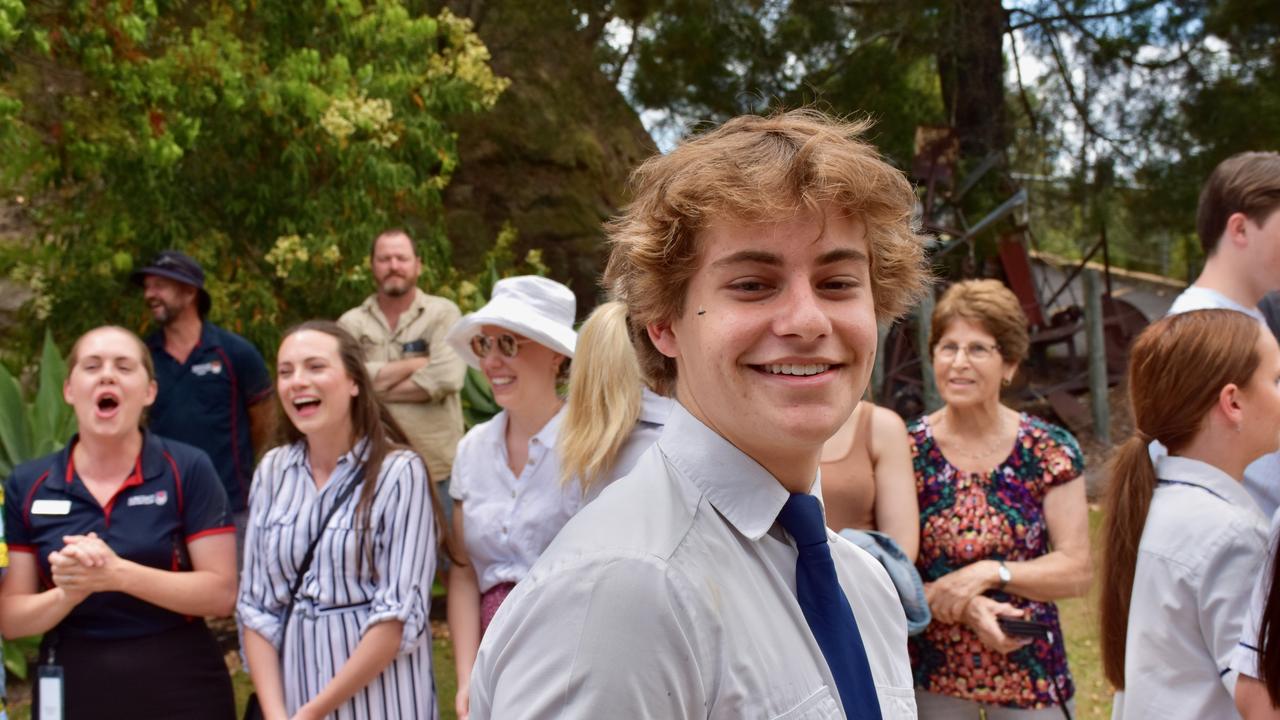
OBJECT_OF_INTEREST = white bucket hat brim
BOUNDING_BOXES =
[445,276,578,369]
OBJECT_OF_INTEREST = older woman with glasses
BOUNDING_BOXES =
[908,280,1092,719]
[443,276,579,720]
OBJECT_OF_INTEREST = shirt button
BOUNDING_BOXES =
[511,490,516,498]
[527,459,534,466]
[503,525,509,534]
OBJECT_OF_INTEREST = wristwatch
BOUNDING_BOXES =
[997,560,1012,590]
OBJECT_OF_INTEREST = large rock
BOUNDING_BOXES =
[444,0,656,312]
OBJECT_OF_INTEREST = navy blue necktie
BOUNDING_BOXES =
[777,493,883,719]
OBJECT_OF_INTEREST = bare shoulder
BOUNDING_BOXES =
[869,404,909,436]
[867,404,910,457]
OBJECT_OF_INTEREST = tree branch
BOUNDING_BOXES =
[1006,0,1164,32]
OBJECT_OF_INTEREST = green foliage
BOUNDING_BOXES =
[461,367,499,428]
[1,1,511,361]
[0,330,74,683]
[0,330,76,477]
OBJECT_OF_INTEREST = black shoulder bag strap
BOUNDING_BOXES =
[279,463,366,649]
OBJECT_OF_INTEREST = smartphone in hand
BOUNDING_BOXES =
[997,616,1053,639]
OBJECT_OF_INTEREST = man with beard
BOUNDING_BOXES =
[338,229,466,500]
[132,250,273,553]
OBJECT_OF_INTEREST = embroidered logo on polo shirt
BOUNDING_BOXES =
[127,490,169,507]
[192,360,223,376]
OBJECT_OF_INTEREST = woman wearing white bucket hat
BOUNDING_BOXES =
[444,276,579,719]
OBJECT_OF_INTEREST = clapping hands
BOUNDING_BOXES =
[48,532,123,598]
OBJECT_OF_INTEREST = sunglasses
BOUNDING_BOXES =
[469,332,532,359]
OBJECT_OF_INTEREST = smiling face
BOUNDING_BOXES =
[277,329,359,441]
[933,317,1016,409]
[475,324,565,416]
[371,232,422,299]
[63,327,157,437]
[142,274,196,326]
[647,207,877,478]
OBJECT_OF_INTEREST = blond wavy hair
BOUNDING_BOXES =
[603,108,931,395]
[557,301,646,493]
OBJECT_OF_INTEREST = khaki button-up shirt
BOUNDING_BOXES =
[338,289,466,481]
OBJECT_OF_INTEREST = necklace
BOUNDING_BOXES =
[935,410,1011,461]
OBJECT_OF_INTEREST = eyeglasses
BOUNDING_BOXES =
[469,332,532,359]
[934,342,1001,362]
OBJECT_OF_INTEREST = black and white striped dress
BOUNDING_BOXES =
[238,441,437,719]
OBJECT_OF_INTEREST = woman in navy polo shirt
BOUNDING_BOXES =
[0,325,238,720]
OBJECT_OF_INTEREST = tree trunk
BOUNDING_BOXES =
[443,0,656,312]
[935,0,1008,161]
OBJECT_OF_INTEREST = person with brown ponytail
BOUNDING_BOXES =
[1101,309,1280,720]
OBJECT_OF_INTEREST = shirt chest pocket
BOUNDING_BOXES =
[769,687,842,720]
[190,361,232,411]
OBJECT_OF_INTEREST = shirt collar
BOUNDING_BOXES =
[363,288,427,331]
[1155,455,1260,512]
[657,402,795,541]
[481,405,566,449]
[638,388,675,426]
[281,437,371,471]
[45,432,155,489]
[1180,287,1267,324]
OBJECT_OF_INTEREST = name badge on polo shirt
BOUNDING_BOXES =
[191,360,224,376]
[31,499,71,516]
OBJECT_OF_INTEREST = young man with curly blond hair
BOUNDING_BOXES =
[468,110,931,719]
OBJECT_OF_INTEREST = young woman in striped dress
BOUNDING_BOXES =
[238,321,448,720]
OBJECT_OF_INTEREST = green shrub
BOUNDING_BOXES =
[0,330,74,682]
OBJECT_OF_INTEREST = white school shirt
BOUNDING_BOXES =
[468,403,916,719]
[1111,455,1268,720]
[582,387,675,502]
[449,406,581,593]
[1164,286,1280,518]
[1229,507,1280,679]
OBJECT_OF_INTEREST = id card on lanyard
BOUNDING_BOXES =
[37,664,64,720]
[37,633,63,720]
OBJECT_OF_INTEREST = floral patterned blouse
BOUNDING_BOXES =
[908,413,1083,709]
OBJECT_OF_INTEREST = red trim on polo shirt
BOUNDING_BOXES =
[22,469,52,533]
[212,346,245,506]
[68,452,145,527]
[186,525,235,543]
[8,544,35,554]
[163,450,185,515]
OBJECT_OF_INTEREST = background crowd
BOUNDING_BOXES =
[0,111,1279,720]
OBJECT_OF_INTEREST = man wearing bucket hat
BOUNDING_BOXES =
[468,110,930,719]
[442,275,581,720]
[131,250,273,553]
[338,229,467,497]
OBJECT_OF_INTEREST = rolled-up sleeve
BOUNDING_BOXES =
[470,553,709,719]
[359,452,435,653]
[236,455,287,647]
[1199,520,1269,694]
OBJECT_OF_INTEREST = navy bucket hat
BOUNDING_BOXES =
[131,250,212,316]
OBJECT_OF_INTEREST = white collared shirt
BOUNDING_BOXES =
[469,403,916,719]
[1111,455,1268,720]
[449,406,581,593]
[1165,287,1280,518]
[1229,507,1280,680]
[582,387,676,502]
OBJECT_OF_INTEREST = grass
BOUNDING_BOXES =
[7,512,1112,719]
